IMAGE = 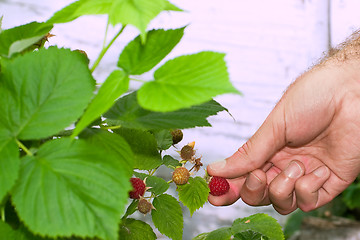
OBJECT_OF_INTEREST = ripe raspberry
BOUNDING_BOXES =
[209,176,230,196]
[129,178,146,199]
[137,198,154,214]
[180,144,195,160]
[171,129,183,144]
[172,167,190,185]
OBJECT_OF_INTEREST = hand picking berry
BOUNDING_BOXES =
[129,177,146,199]
[137,198,154,215]
[208,176,230,196]
[172,167,190,185]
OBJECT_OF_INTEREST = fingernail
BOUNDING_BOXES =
[284,161,303,179]
[313,166,328,177]
[209,159,226,171]
[246,172,262,190]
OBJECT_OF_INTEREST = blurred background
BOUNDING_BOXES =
[1,0,360,239]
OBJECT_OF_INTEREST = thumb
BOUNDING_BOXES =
[207,103,286,179]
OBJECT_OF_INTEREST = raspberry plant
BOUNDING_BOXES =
[0,1,285,240]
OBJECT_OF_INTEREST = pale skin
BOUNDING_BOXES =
[207,32,360,215]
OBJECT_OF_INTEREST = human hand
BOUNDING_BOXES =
[207,58,360,214]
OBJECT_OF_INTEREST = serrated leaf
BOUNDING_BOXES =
[151,194,183,240]
[11,137,132,240]
[205,227,232,240]
[192,232,209,240]
[0,135,19,202]
[119,218,156,240]
[0,22,53,57]
[133,172,169,196]
[231,213,284,240]
[138,51,240,112]
[122,200,139,219]
[118,27,184,75]
[164,1,183,11]
[234,230,269,240]
[72,69,129,137]
[163,155,181,169]
[79,128,134,174]
[114,128,162,170]
[153,129,173,150]
[47,0,112,24]
[109,0,168,42]
[177,177,209,216]
[0,47,95,140]
[48,0,173,42]
[104,91,227,130]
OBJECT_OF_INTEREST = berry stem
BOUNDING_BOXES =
[16,139,33,156]
[90,24,126,73]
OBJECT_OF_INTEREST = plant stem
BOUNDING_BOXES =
[90,25,126,73]
[16,139,33,156]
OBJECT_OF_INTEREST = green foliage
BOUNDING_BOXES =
[194,213,285,240]
[105,91,227,130]
[152,194,183,240]
[0,1,284,240]
[0,21,53,57]
[0,47,94,140]
[118,27,185,75]
[119,218,156,240]
[177,177,209,216]
[12,138,132,240]
[138,51,241,112]
[343,181,360,209]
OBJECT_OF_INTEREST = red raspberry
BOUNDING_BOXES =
[172,167,190,185]
[137,198,154,214]
[129,178,146,199]
[208,176,230,196]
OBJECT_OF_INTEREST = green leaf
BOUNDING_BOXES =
[11,137,132,240]
[72,69,129,137]
[138,51,240,112]
[122,200,139,219]
[79,128,134,174]
[47,0,112,24]
[133,172,169,196]
[177,177,209,216]
[119,218,156,240]
[109,0,168,42]
[192,232,209,240]
[205,227,232,240]
[48,0,170,42]
[231,213,284,240]
[104,91,227,130]
[114,128,162,170]
[234,230,269,240]
[343,183,360,209]
[151,194,183,240]
[0,221,19,239]
[0,47,95,140]
[0,16,3,33]
[163,155,181,169]
[118,27,185,75]
[0,136,19,202]
[0,22,53,57]
[164,1,183,11]
[153,129,173,150]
